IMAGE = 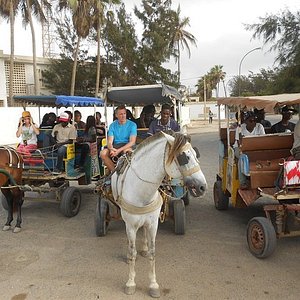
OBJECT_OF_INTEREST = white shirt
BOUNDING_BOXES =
[234,123,265,147]
[292,120,300,150]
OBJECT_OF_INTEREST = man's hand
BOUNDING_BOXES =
[109,147,120,157]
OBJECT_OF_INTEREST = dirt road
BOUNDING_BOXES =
[0,123,299,300]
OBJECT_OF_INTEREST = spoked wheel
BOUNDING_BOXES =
[173,199,186,235]
[0,192,8,211]
[247,217,277,259]
[60,187,81,217]
[213,181,229,210]
[95,197,109,237]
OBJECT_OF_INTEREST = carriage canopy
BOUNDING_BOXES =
[13,95,105,108]
[217,93,300,112]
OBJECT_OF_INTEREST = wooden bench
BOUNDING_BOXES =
[241,133,293,188]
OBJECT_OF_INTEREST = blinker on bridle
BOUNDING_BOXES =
[177,152,190,166]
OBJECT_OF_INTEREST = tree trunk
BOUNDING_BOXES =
[95,12,101,97]
[70,36,81,96]
[177,43,181,86]
[26,0,39,95]
[8,0,15,107]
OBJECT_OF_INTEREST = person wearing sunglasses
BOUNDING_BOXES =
[16,111,40,155]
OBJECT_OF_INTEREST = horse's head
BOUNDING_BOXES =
[163,132,207,197]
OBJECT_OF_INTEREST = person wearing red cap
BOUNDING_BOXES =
[16,111,40,155]
[51,112,77,174]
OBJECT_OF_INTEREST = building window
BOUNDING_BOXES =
[4,62,26,95]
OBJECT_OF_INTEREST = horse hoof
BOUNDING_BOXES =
[140,250,148,257]
[125,285,136,295]
[2,225,11,231]
[149,288,160,298]
[13,227,21,233]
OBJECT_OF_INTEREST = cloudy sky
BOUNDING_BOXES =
[0,0,299,94]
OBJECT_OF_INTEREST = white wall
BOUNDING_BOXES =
[0,106,114,146]
[185,102,225,120]
[0,58,6,101]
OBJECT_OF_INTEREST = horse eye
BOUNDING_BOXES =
[177,152,189,166]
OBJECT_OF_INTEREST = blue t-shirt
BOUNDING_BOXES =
[108,120,137,144]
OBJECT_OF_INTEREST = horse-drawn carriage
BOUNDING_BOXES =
[0,95,104,231]
[94,84,200,236]
[214,93,300,258]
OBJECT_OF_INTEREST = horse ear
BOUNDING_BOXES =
[161,132,174,145]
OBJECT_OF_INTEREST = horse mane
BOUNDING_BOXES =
[134,131,165,156]
[166,132,191,164]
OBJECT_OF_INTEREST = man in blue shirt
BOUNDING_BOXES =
[100,105,137,171]
[148,104,180,136]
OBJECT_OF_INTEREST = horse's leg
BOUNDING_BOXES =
[140,225,149,257]
[147,221,160,298]
[124,224,138,295]
[13,191,23,233]
[3,190,13,231]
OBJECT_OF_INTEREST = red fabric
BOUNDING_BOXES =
[17,144,37,156]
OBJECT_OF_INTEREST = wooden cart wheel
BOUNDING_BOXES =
[173,199,186,235]
[60,187,81,217]
[247,217,277,259]
[95,197,109,237]
[0,192,8,211]
[213,181,229,210]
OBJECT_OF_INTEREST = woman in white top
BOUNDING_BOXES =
[234,111,265,189]
[16,111,40,155]
[234,111,265,148]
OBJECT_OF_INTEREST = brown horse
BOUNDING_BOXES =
[0,146,24,233]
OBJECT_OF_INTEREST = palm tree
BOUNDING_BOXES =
[21,0,51,96]
[59,0,94,96]
[209,65,226,97]
[0,0,51,105]
[0,0,18,106]
[169,5,197,85]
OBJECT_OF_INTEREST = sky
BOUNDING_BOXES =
[0,0,299,95]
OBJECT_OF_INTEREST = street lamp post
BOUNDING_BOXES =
[238,47,261,96]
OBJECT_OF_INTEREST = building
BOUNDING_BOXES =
[0,50,52,107]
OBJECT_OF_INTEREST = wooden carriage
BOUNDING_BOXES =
[214,93,300,258]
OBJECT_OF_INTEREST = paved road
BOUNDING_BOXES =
[0,130,300,300]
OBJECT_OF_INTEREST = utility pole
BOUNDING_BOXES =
[203,76,207,121]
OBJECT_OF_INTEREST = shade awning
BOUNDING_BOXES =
[217,93,300,111]
[13,95,104,107]
[107,84,182,106]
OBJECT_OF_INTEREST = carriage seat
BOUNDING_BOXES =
[240,133,293,188]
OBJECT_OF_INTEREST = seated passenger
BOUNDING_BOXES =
[135,105,155,128]
[76,115,97,171]
[16,111,40,155]
[270,105,296,133]
[100,105,137,172]
[74,110,86,130]
[95,112,105,137]
[291,119,300,159]
[254,108,271,128]
[147,104,180,135]
[51,112,77,174]
[233,111,265,189]
[126,109,136,122]
[39,112,57,148]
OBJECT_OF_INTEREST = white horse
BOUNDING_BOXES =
[111,131,207,298]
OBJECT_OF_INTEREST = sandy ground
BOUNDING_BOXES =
[0,121,300,300]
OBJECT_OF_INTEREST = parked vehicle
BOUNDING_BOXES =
[214,93,300,258]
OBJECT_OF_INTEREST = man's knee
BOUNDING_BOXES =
[100,148,109,159]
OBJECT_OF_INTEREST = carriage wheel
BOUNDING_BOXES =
[247,217,277,259]
[182,189,190,206]
[95,197,109,237]
[213,180,229,210]
[60,187,81,217]
[173,199,186,235]
[0,192,8,211]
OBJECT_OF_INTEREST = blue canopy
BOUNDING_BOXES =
[13,95,104,107]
